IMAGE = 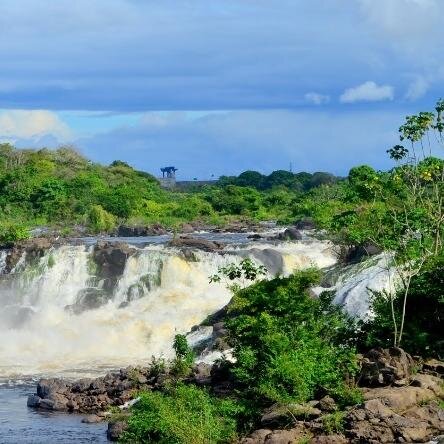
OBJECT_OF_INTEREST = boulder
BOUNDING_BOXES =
[81,414,103,424]
[341,243,382,264]
[278,228,302,241]
[117,224,167,237]
[359,347,416,387]
[27,395,41,408]
[318,395,337,412]
[169,236,224,252]
[93,241,136,291]
[294,217,316,230]
[107,420,128,441]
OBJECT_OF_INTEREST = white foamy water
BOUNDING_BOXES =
[0,238,337,380]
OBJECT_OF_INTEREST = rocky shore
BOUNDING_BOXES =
[27,346,444,443]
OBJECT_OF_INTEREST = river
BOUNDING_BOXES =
[0,231,394,442]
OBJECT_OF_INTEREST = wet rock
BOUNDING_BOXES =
[27,395,41,408]
[66,288,110,314]
[192,363,212,386]
[294,217,316,230]
[341,243,382,264]
[81,414,103,424]
[278,227,302,241]
[93,241,136,291]
[169,236,224,252]
[359,347,416,387]
[247,234,262,240]
[237,248,284,276]
[107,420,128,441]
[3,237,53,272]
[117,224,167,237]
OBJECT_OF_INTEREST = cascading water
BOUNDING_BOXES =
[0,237,338,380]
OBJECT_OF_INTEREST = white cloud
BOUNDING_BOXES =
[340,81,394,103]
[405,76,429,100]
[0,110,72,142]
[304,92,330,105]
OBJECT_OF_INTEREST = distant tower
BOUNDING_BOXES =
[159,166,178,189]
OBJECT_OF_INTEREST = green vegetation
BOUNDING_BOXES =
[121,384,240,444]
[224,270,360,406]
[117,100,443,442]
[0,143,343,239]
[359,253,444,358]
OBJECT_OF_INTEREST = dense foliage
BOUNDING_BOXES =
[121,384,240,444]
[225,270,360,406]
[0,143,341,236]
[359,254,444,358]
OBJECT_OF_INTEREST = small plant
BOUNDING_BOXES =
[171,334,195,377]
[210,258,267,291]
[47,254,56,268]
[322,411,346,434]
[148,356,166,378]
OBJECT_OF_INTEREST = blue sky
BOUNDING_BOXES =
[0,0,443,179]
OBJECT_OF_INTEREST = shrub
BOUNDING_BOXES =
[359,254,444,358]
[121,384,240,444]
[87,204,117,233]
[0,223,30,244]
[225,270,359,406]
[171,334,195,377]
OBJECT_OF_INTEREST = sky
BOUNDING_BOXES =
[0,0,443,179]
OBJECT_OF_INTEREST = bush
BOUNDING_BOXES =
[0,223,30,244]
[359,254,444,358]
[87,204,117,233]
[225,270,359,406]
[121,384,240,444]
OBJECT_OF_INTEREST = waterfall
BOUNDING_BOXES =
[0,238,337,379]
[0,250,7,275]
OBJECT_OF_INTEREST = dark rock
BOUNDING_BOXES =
[107,420,128,441]
[66,288,110,314]
[37,379,70,398]
[117,224,167,237]
[294,217,316,230]
[423,359,444,377]
[237,248,284,276]
[247,234,262,240]
[341,243,382,264]
[3,237,53,272]
[359,347,415,387]
[93,241,136,291]
[192,363,212,386]
[278,227,302,241]
[169,236,224,252]
[27,395,41,408]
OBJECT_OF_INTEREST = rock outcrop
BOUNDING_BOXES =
[117,224,167,237]
[169,236,225,252]
[359,347,416,387]
[93,241,136,292]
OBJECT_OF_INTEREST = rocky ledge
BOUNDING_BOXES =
[242,348,444,444]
